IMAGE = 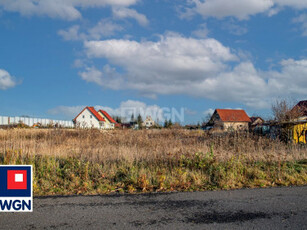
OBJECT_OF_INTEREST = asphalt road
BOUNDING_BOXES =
[0,186,306,229]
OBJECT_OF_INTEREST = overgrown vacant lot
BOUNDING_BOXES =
[0,129,306,195]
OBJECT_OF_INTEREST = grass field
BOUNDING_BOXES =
[0,129,306,195]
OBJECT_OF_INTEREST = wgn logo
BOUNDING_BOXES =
[0,165,33,212]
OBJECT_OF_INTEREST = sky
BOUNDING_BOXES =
[0,0,307,124]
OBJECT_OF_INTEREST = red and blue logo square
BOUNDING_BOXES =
[0,166,32,197]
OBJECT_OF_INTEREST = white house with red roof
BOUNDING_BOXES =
[207,109,251,131]
[98,110,117,129]
[73,107,105,129]
[142,116,155,128]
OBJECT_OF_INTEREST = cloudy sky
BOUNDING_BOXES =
[0,0,307,123]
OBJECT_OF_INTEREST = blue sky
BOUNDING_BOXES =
[0,0,307,124]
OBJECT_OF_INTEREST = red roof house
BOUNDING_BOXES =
[215,109,251,122]
[97,110,117,129]
[98,110,117,123]
[73,107,105,129]
[208,109,251,131]
[290,100,307,118]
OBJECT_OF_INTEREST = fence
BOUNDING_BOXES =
[0,116,74,128]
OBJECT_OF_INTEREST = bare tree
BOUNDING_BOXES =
[271,99,299,122]
[272,100,290,122]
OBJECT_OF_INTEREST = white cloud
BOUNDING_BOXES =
[267,7,281,17]
[293,14,307,36]
[0,0,139,20]
[200,59,307,108]
[275,0,307,9]
[0,69,17,90]
[58,25,83,41]
[58,19,123,41]
[267,59,307,96]
[88,19,123,39]
[81,33,307,109]
[222,21,248,36]
[79,65,123,90]
[203,108,214,116]
[186,0,307,20]
[84,33,237,87]
[190,0,274,20]
[185,109,197,115]
[73,59,85,68]
[192,23,209,38]
[112,7,149,26]
[198,62,270,108]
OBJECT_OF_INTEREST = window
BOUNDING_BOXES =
[82,115,85,119]
[90,115,93,119]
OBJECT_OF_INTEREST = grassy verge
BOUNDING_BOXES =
[1,149,306,196]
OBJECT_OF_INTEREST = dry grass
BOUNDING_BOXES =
[0,128,306,195]
[0,128,305,162]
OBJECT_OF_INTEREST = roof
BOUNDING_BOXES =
[115,123,122,128]
[291,100,307,116]
[144,116,154,122]
[73,107,105,122]
[250,116,264,123]
[98,110,116,123]
[215,109,251,122]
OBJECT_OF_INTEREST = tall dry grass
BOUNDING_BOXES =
[0,128,305,162]
[0,129,306,195]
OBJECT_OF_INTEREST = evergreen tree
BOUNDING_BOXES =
[164,119,168,128]
[168,119,173,128]
[137,114,143,129]
[114,116,122,123]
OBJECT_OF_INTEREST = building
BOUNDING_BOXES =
[142,116,155,128]
[250,117,264,126]
[280,100,307,143]
[207,109,251,131]
[291,121,307,144]
[249,116,264,130]
[73,107,105,129]
[290,100,307,120]
[98,110,117,129]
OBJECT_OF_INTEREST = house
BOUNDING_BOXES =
[142,116,155,128]
[290,100,307,120]
[121,123,132,129]
[289,121,307,144]
[73,107,105,129]
[270,120,307,144]
[249,116,264,130]
[207,109,251,131]
[98,110,117,129]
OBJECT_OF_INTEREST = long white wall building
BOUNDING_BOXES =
[0,116,74,128]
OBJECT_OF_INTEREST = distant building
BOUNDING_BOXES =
[207,109,251,131]
[98,110,117,129]
[281,100,307,144]
[73,107,105,129]
[290,121,307,144]
[290,100,307,120]
[249,116,264,129]
[142,116,155,128]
